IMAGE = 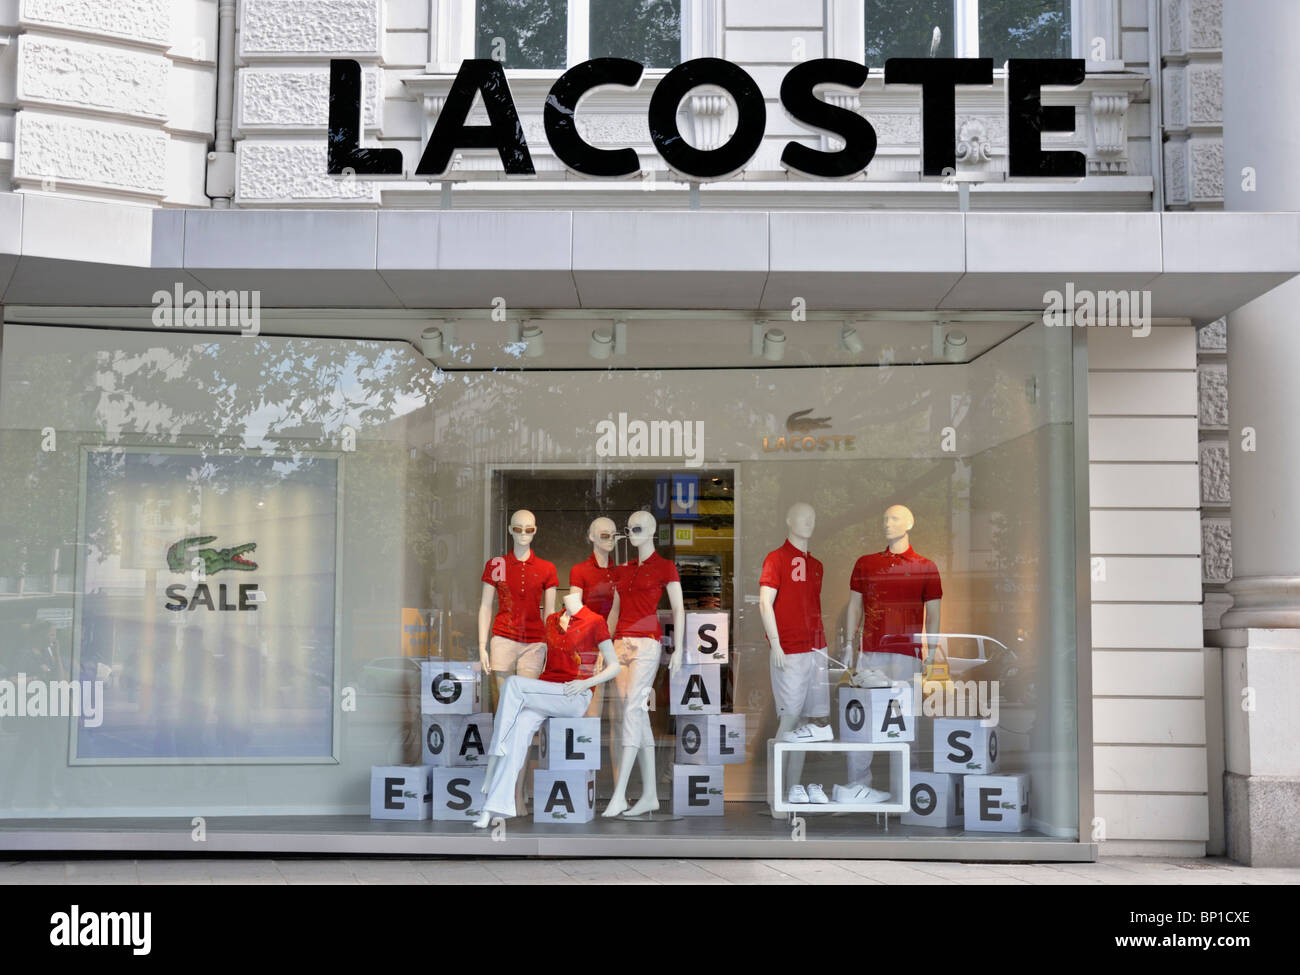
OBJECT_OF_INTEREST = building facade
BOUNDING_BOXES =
[0,0,1295,864]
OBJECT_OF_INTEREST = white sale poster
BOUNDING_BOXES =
[73,448,340,763]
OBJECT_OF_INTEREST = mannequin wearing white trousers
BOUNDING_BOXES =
[474,592,620,827]
[758,501,823,816]
[568,516,619,721]
[843,504,941,790]
[602,510,684,818]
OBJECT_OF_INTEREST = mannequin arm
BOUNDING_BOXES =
[568,586,584,607]
[544,585,557,619]
[477,582,496,662]
[844,590,864,670]
[565,640,621,695]
[922,598,941,660]
[758,585,786,670]
[665,581,685,674]
[606,590,620,637]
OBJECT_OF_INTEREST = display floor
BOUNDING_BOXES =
[0,806,1093,861]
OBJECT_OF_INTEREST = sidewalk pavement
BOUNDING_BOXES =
[2,856,1297,885]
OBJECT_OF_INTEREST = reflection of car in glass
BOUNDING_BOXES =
[892,633,1009,676]
[358,655,421,694]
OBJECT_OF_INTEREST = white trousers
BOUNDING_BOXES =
[482,676,591,818]
[609,637,660,754]
[848,652,923,788]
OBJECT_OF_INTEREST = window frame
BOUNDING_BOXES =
[442,0,692,72]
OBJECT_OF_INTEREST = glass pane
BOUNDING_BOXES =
[865,0,955,64]
[590,0,682,67]
[476,0,568,69]
[980,0,1072,63]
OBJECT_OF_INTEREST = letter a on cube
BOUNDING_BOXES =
[669,663,721,715]
[534,769,596,823]
[839,685,914,743]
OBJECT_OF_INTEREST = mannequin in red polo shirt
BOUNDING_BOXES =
[568,516,620,721]
[602,509,685,819]
[759,501,832,811]
[474,591,621,828]
[842,503,942,796]
[477,509,559,698]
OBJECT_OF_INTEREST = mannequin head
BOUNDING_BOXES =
[883,504,914,544]
[786,502,816,542]
[562,591,583,615]
[588,516,617,555]
[508,509,537,550]
[626,510,657,550]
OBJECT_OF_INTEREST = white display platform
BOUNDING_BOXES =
[768,741,911,814]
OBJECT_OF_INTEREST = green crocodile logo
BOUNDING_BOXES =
[551,812,567,819]
[966,762,983,770]
[887,731,900,738]
[708,788,723,795]
[1000,801,1017,810]
[167,535,258,574]
[577,736,593,743]
[402,791,417,799]
[689,704,703,711]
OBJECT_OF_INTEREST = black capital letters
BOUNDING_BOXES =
[697,623,719,654]
[980,786,1003,821]
[1007,59,1086,178]
[447,777,472,811]
[546,780,575,813]
[688,775,708,806]
[545,58,644,177]
[780,58,875,178]
[328,59,403,175]
[947,729,974,764]
[880,698,907,734]
[648,58,766,180]
[384,777,402,810]
[564,727,587,761]
[846,698,865,732]
[884,58,994,176]
[682,673,711,707]
[416,59,535,177]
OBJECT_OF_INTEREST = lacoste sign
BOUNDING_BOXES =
[328,56,1087,183]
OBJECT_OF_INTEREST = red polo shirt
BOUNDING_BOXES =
[850,545,943,657]
[539,607,611,683]
[759,539,826,654]
[613,551,679,640]
[481,551,558,643]
[568,554,618,618]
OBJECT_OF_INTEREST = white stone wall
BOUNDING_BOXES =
[1089,324,1209,855]
[6,0,217,206]
[1162,0,1223,208]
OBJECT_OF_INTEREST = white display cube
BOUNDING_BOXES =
[683,612,729,664]
[963,773,1031,833]
[933,718,1000,774]
[672,763,725,816]
[369,765,431,821]
[533,769,596,823]
[838,684,915,744]
[421,712,493,767]
[676,713,746,765]
[420,660,482,715]
[902,771,963,827]
[539,716,601,771]
[669,663,722,715]
[430,766,487,821]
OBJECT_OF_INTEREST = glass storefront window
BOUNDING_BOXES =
[865,0,957,63]
[0,316,1079,847]
[979,0,1072,62]
[865,0,1072,64]
[475,0,683,69]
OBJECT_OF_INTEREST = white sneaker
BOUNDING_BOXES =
[853,667,891,688]
[782,723,834,743]
[832,783,891,804]
[807,783,830,804]
[787,784,810,804]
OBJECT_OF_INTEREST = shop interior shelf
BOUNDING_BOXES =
[769,741,911,815]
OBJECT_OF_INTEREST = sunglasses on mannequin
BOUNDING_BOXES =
[595,531,616,541]
[510,525,537,534]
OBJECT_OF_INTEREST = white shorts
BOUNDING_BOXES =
[770,650,823,718]
[489,635,546,678]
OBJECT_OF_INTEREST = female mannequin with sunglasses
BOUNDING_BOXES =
[478,509,559,697]
[568,516,620,719]
[603,509,684,818]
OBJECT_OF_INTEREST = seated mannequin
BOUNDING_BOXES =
[474,592,621,827]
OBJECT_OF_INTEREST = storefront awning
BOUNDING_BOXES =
[1,193,1296,325]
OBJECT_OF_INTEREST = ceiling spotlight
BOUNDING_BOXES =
[762,327,787,362]
[943,329,968,362]
[589,327,614,360]
[420,323,444,360]
[840,324,864,354]
[521,322,545,358]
